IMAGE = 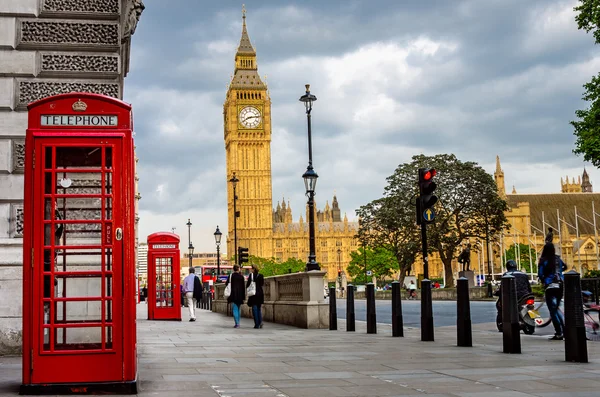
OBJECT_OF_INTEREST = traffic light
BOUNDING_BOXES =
[417,168,438,224]
[238,247,249,264]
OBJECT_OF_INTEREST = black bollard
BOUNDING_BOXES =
[366,283,377,334]
[501,274,521,354]
[564,270,588,363]
[347,283,355,332]
[208,291,212,311]
[457,277,472,347]
[421,279,434,341]
[329,286,337,331]
[391,281,403,337]
[487,282,493,298]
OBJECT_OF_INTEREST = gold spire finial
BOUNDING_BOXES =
[242,4,246,20]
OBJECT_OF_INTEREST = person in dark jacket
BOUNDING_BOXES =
[538,242,566,340]
[193,273,202,311]
[495,260,532,324]
[226,264,246,328]
[247,264,265,329]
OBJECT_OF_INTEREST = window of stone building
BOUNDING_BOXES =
[321,240,327,247]
[291,240,297,248]
[351,239,357,246]
[336,240,342,247]
[321,252,328,262]
[276,239,282,248]
[276,252,283,261]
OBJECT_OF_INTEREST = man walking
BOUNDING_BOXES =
[183,267,197,322]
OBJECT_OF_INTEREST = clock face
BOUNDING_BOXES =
[239,106,261,129]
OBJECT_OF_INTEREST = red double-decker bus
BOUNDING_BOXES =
[194,265,252,287]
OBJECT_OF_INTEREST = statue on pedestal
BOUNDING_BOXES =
[458,243,471,272]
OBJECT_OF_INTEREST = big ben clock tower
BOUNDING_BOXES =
[224,7,273,260]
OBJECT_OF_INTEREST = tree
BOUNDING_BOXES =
[571,1,600,165]
[363,154,508,287]
[251,256,305,277]
[346,246,398,284]
[356,194,421,286]
[504,243,537,275]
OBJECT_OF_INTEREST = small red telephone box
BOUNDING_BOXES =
[147,232,181,321]
[21,93,137,394]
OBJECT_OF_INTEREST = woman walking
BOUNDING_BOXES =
[247,264,265,329]
[538,242,567,340]
[226,264,245,328]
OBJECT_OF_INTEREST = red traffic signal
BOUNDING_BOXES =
[417,168,438,225]
[422,169,436,181]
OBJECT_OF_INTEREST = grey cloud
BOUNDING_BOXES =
[125,0,600,241]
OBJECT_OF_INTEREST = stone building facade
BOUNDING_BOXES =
[224,11,358,282]
[0,0,144,354]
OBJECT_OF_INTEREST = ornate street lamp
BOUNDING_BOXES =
[186,219,193,269]
[188,243,194,270]
[299,84,320,271]
[229,172,239,265]
[214,225,222,282]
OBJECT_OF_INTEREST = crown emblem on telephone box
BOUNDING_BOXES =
[72,99,87,112]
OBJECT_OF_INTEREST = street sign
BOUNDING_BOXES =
[366,270,373,276]
[423,208,435,222]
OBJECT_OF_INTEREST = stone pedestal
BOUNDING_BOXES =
[459,270,475,288]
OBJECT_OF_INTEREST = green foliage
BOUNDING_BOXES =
[504,243,538,274]
[358,153,508,287]
[248,256,305,277]
[584,269,600,278]
[346,246,397,284]
[571,1,600,165]
[531,284,545,298]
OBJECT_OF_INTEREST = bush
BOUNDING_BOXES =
[531,284,545,298]
[584,270,600,278]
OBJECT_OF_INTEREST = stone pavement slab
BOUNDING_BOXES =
[0,303,598,396]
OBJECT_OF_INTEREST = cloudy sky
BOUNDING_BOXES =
[125,0,599,254]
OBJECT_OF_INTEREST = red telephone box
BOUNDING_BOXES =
[21,93,137,394]
[147,232,181,321]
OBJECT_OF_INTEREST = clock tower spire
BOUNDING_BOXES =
[224,6,273,260]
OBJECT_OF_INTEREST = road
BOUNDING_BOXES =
[333,299,554,336]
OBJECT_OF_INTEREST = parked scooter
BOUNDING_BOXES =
[495,291,540,335]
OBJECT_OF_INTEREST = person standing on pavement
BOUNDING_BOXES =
[538,242,567,340]
[182,267,197,322]
[227,264,245,328]
[247,264,264,329]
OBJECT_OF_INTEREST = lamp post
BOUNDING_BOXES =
[214,225,222,282]
[229,172,239,265]
[299,84,320,271]
[482,199,492,281]
[337,248,342,293]
[186,219,193,269]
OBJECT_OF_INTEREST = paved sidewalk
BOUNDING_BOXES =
[1,303,599,396]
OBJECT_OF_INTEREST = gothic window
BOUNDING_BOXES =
[291,240,297,248]
[351,239,357,246]
[321,252,328,262]
[336,240,342,247]
[276,239,282,248]
[321,240,327,247]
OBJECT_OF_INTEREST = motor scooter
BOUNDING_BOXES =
[495,291,540,335]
